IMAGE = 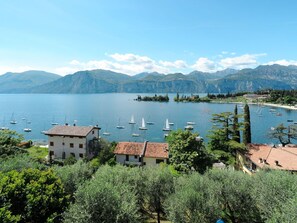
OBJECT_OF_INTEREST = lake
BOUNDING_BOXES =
[0,93,296,145]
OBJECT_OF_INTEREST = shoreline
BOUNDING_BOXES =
[210,101,297,110]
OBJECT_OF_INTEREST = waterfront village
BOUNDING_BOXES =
[1,91,297,223]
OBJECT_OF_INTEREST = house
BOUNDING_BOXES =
[237,143,297,174]
[114,141,169,166]
[45,125,100,160]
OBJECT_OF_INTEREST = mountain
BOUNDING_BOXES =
[2,65,297,93]
[0,70,61,93]
[209,64,297,92]
[132,72,165,80]
[31,69,133,93]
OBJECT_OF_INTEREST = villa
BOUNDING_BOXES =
[45,125,100,160]
[237,143,297,174]
[114,141,169,166]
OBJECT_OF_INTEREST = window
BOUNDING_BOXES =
[79,144,83,148]
[50,141,54,146]
[70,136,73,138]
[70,153,75,157]
[49,151,54,155]
[62,142,65,146]
[156,159,164,164]
[134,155,138,159]
[125,155,129,161]
[70,143,74,148]
[79,153,84,158]
[92,130,95,134]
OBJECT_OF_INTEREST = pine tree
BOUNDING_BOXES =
[243,104,251,144]
[232,105,241,143]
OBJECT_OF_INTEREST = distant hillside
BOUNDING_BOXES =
[0,70,61,93]
[31,69,133,93]
[2,65,297,93]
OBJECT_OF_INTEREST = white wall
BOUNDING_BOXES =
[48,135,87,160]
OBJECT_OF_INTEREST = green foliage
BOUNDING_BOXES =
[27,146,48,162]
[165,173,221,223]
[97,139,116,165]
[167,129,212,173]
[268,123,297,146]
[144,166,175,223]
[0,154,46,172]
[53,160,93,199]
[0,130,25,158]
[0,168,68,223]
[63,155,77,165]
[208,111,245,165]
[251,170,297,222]
[136,94,169,102]
[243,104,251,144]
[63,165,141,223]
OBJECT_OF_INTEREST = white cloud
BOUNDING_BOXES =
[265,59,297,66]
[0,65,35,75]
[219,53,266,70]
[159,60,188,69]
[55,53,176,75]
[191,57,217,72]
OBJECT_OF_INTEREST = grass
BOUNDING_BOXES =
[27,146,48,160]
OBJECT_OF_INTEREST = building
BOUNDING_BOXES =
[114,141,169,166]
[237,143,297,174]
[45,125,100,160]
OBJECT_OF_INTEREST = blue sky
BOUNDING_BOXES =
[1,0,297,75]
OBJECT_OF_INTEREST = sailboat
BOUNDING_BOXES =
[23,120,31,132]
[10,113,17,124]
[116,118,125,129]
[163,119,171,131]
[139,118,147,130]
[51,116,58,125]
[1,117,9,130]
[103,124,111,136]
[129,115,136,124]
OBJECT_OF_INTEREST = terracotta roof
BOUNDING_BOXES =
[145,142,168,159]
[247,144,297,171]
[45,125,99,137]
[114,142,143,156]
[114,142,169,159]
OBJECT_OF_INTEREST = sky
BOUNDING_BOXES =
[1,0,297,76]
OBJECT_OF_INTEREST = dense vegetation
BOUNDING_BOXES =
[135,94,169,102]
[174,93,211,102]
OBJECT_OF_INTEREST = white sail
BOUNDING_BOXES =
[166,119,170,129]
[163,119,171,131]
[139,118,147,130]
[129,115,136,124]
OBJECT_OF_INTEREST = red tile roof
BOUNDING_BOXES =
[114,142,143,156]
[145,142,168,159]
[114,142,169,159]
[45,125,99,137]
[247,144,297,171]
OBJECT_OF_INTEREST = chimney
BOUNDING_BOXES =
[275,160,279,166]
[65,123,68,126]
[73,123,76,126]
[259,158,263,163]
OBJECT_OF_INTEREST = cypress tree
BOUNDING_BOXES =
[232,105,241,143]
[243,104,251,144]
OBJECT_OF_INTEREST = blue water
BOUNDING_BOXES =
[0,94,296,144]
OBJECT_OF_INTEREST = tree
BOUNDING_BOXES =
[243,104,251,144]
[232,105,241,143]
[0,168,68,223]
[208,112,245,165]
[54,160,93,199]
[0,130,25,158]
[167,130,212,173]
[145,166,175,223]
[268,123,297,146]
[63,165,141,223]
[165,173,221,223]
